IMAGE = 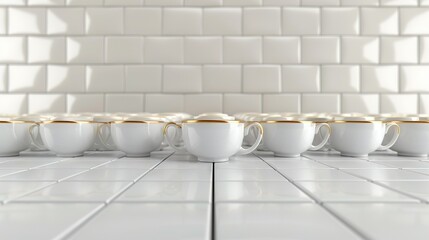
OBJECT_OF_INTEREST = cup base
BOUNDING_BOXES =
[126,153,151,158]
[0,153,19,157]
[57,153,84,158]
[275,153,301,158]
[198,157,229,163]
[398,153,428,157]
[340,153,368,158]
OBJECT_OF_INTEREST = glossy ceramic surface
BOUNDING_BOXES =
[0,123,32,157]
[390,122,429,157]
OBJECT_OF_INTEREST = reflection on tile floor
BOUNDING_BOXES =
[0,150,429,239]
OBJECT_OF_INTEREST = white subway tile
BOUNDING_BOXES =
[28,0,65,5]
[145,94,184,113]
[381,94,418,114]
[8,8,46,34]
[86,8,123,34]
[361,8,398,35]
[67,37,103,63]
[322,65,360,93]
[163,66,202,93]
[420,95,429,113]
[203,8,241,35]
[283,8,320,35]
[223,0,262,5]
[264,0,299,6]
[28,94,66,114]
[302,94,340,113]
[341,0,378,5]
[184,37,222,64]
[67,94,104,113]
[163,8,202,35]
[342,94,379,114]
[224,94,262,114]
[361,65,398,93]
[9,65,46,92]
[422,0,429,6]
[104,0,142,5]
[125,65,162,93]
[400,8,429,35]
[302,37,340,64]
[224,37,262,64]
[243,65,281,93]
[86,66,124,92]
[28,37,66,63]
[322,8,359,35]
[243,7,281,35]
[0,94,27,115]
[302,0,340,5]
[144,37,183,64]
[263,37,300,64]
[342,37,379,63]
[421,37,429,63]
[0,37,25,63]
[47,8,84,34]
[106,37,143,63]
[202,65,241,92]
[400,66,429,93]
[0,0,25,5]
[184,94,223,114]
[47,65,85,92]
[67,0,103,5]
[0,65,5,92]
[380,0,418,5]
[282,65,320,92]
[145,0,183,6]
[263,94,300,112]
[0,8,5,34]
[381,37,418,63]
[106,94,144,113]
[185,0,221,6]
[125,8,162,35]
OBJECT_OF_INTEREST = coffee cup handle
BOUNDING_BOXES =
[163,122,186,152]
[236,122,263,155]
[378,122,400,151]
[29,124,44,149]
[99,123,115,149]
[310,123,331,151]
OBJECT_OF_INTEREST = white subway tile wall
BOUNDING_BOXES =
[0,1,429,114]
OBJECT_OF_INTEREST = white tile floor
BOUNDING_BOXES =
[0,150,429,239]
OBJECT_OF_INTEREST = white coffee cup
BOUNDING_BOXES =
[262,117,331,157]
[30,117,97,157]
[164,119,263,162]
[388,116,429,157]
[100,117,166,157]
[15,115,51,151]
[92,115,123,151]
[0,118,33,157]
[328,117,400,157]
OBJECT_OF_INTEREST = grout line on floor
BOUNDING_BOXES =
[55,152,175,240]
[253,153,374,240]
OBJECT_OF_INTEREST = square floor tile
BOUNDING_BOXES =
[216,203,361,240]
[215,169,286,181]
[66,169,147,182]
[69,203,211,240]
[279,169,363,181]
[40,159,111,169]
[142,169,213,181]
[0,159,60,169]
[344,169,429,181]
[380,181,429,201]
[100,160,161,169]
[0,203,103,240]
[0,181,53,202]
[266,159,332,169]
[215,160,271,169]
[411,169,429,175]
[374,161,429,169]
[326,203,429,240]
[215,181,311,202]
[0,169,26,177]
[317,160,393,169]
[297,181,416,203]
[367,154,424,161]
[0,169,87,181]
[303,152,365,161]
[156,160,212,170]
[15,181,129,203]
[116,181,212,202]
